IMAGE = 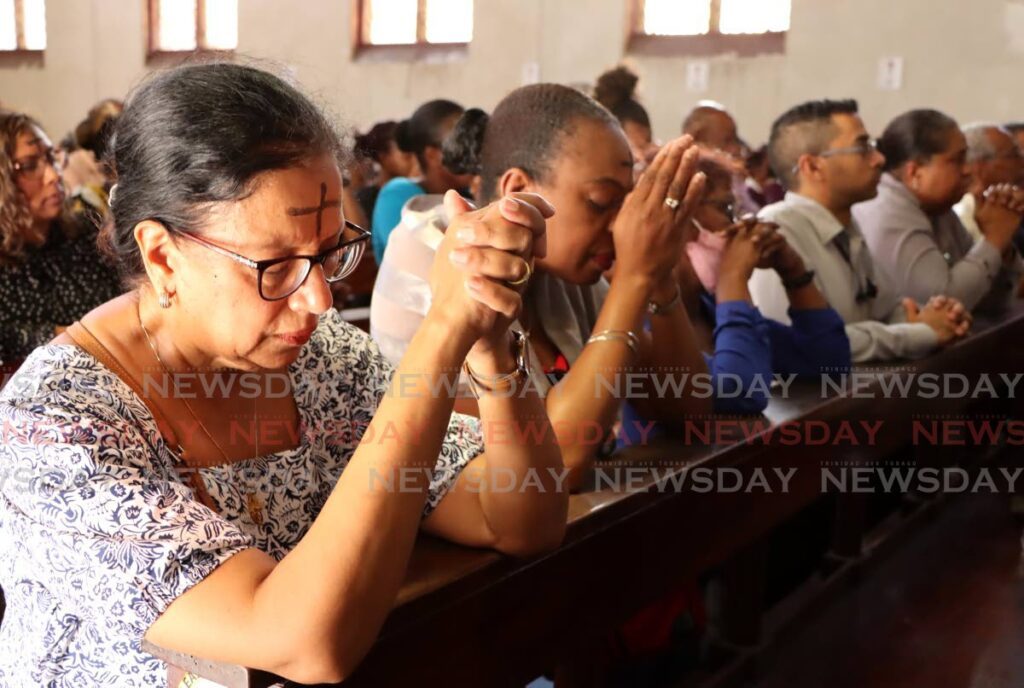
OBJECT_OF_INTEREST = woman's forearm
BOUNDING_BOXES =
[147,315,478,683]
[544,274,649,484]
[470,341,567,554]
[637,278,712,425]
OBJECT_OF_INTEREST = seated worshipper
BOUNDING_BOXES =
[62,98,122,193]
[1002,120,1024,255]
[0,63,567,687]
[371,99,473,263]
[742,144,785,210]
[954,123,1024,242]
[853,109,1024,313]
[372,84,711,489]
[681,101,763,217]
[594,65,660,175]
[622,152,848,431]
[749,99,971,363]
[354,119,418,227]
[0,110,122,368]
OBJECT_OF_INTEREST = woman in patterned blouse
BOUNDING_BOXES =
[0,63,566,686]
[0,111,123,368]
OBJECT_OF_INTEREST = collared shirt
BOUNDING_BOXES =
[853,173,1020,312]
[749,192,938,363]
[953,192,982,242]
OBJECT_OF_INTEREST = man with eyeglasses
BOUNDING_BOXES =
[748,99,969,363]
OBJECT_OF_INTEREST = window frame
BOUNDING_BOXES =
[352,0,471,60]
[146,0,237,61]
[627,0,786,57]
[1,0,45,54]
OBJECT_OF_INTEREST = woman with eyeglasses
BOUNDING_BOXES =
[0,63,567,687]
[0,111,123,368]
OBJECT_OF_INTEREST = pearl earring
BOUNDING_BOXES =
[158,292,171,309]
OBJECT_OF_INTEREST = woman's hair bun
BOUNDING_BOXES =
[594,66,640,110]
[442,107,489,176]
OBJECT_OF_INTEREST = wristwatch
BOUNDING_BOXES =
[781,269,816,290]
[462,330,532,397]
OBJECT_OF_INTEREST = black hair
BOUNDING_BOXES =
[441,83,620,203]
[593,66,651,131]
[74,98,123,161]
[767,98,859,189]
[877,109,960,172]
[1004,121,1024,135]
[101,62,343,285]
[396,99,464,170]
[354,120,398,162]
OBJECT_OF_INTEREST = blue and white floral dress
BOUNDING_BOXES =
[0,310,482,686]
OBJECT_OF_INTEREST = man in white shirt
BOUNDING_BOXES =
[748,99,969,363]
[954,123,1024,241]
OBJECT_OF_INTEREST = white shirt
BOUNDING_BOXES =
[953,192,983,243]
[749,192,937,363]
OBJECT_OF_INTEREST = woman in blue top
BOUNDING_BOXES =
[371,99,475,262]
[622,154,850,442]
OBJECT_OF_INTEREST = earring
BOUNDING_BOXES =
[158,291,171,309]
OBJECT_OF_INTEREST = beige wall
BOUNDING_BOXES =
[2,0,1024,148]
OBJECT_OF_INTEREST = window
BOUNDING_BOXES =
[357,0,473,47]
[630,0,789,55]
[0,0,47,51]
[148,0,238,54]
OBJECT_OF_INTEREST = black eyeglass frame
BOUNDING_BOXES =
[162,220,371,301]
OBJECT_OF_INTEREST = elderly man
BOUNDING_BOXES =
[682,101,770,215]
[953,123,1024,242]
[748,99,970,363]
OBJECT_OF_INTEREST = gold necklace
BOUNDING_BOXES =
[138,302,266,525]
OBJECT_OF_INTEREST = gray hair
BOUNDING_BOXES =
[962,123,1008,163]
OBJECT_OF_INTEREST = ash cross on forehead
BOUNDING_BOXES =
[287,182,341,237]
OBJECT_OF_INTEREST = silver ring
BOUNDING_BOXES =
[664,197,681,210]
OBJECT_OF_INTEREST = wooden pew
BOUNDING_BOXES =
[140,305,1024,687]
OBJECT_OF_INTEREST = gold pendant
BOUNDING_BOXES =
[246,492,265,526]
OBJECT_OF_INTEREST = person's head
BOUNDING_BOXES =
[74,98,123,162]
[745,145,774,186]
[0,111,67,261]
[769,99,884,210]
[682,102,741,158]
[593,66,652,152]
[354,120,416,181]
[962,123,1024,194]
[443,83,631,286]
[878,109,967,215]
[680,152,734,292]
[397,99,471,193]
[1003,122,1024,154]
[103,62,364,371]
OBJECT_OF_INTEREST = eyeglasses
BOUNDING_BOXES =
[165,220,371,301]
[12,147,67,181]
[792,140,878,175]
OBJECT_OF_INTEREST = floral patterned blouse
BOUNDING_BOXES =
[0,309,483,687]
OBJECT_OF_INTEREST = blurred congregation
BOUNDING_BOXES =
[1,1,1023,687]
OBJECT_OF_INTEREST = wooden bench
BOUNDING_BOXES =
[131,305,1024,686]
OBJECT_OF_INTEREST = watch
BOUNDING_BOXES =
[781,269,816,290]
[462,330,532,397]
